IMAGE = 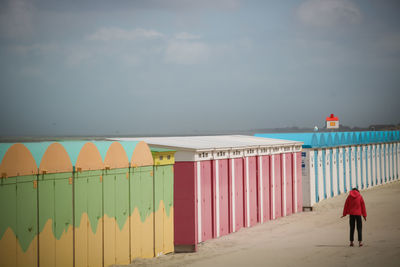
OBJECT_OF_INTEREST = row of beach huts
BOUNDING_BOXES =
[0,131,399,267]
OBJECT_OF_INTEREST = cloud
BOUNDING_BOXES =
[165,41,209,64]
[0,0,35,39]
[377,33,400,54]
[174,32,201,40]
[297,0,362,28]
[87,27,164,41]
[129,0,241,11]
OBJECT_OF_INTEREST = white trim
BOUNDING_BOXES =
[345,147,350,192]
[231,159,236,232]
[259,156,264,223]
[197,161,202,243]
[386,144,390,181]
[282,154,287,216]
[215,160,220,237]
[325,149,331,199]
[372,145,376,185]
[338,149,344,194]
[317,149,324,201]
[332,149,338,196]
[271,155,276,220]
[357,146,362,189]
[362,146,367,188]
[293,153,297,213]
[246,157,250,227]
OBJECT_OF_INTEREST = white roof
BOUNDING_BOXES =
[113,135,302,151]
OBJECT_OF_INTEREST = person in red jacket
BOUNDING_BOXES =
[341,188,367,247]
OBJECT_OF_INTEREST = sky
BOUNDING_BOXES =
[0,0,400,136]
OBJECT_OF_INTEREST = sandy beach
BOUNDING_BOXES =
[118,180,400,267]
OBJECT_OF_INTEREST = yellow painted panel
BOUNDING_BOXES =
[55,225,73,267]
[88,217,103,267]
[39,220,55,267]
[74,214,88,267]
[0,228,17,267]
[17,234,38,267]
[115,218,130,265]
[152,152,175,166]
[130,208,141,259]
[103,215,116,267]
[154,201,164,257]
[163,206,174,254]
[141,213,154,258]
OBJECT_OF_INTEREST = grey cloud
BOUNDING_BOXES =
[297,0,362,28]
[0,0,35,39]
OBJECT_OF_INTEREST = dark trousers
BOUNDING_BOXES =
[349,215,362,242]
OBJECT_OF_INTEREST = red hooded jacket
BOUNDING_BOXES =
[343,190,367,217]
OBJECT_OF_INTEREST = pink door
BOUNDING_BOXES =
[295,152,303,213]
[200,160,213,242]
[273,155,282,219]
[261,155,270,222]
[284,153,293,216]
[215,159,229,237]
[248,156,258,226]
[234,158,244,231]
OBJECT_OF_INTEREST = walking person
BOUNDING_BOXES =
[341,188,367,247]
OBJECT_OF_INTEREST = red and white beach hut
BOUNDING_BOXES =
[116,135,303,252]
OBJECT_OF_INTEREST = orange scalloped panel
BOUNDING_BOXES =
[131,141,153,167]
[39,143,73,174]
[76,142,104,171]
[0,144,37,177]
[104,142,129,169]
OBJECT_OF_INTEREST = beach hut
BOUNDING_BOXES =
[116,135,302,252]
[255,131,400,209]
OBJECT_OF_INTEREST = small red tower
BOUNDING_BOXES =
[326,114,339,129]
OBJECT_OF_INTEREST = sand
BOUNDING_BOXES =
[118,180,400,267]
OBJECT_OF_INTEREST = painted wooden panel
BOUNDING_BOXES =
[154,165,164,257]
[377,145,382,185]
[295,152,303,213]
[261,155,270,222]
[154,165,174,256]
[317,150,324,202]
[103,168,130,265]
[0,181,17,267]
[214,159,229,237]
[173,162,196,247]
[332,149,338,196]
[38,173,73,267]
[247,156,258,227]
[130,166,154,259]
[272,155,282,219]
[324,149,331,199]
[200,160,213,242]
[338,148,344,194]
[163,165,174,254]
[372,145,377,186]
[283,153,293,216]
[357,146,362,189]
[362,146,367,189]
[233,158,244,232]
[344,147,350,192]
